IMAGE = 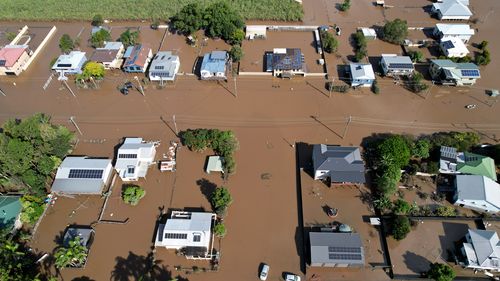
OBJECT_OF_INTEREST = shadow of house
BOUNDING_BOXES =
[439,222,471,262]
[336,64,351,85]
[111,251,181,281]
[296,142,315,178]
[193,56,203,78]
[367,56,383,75]
[402,251,431,274]
[196,178,217,208]
[414,64,433,81]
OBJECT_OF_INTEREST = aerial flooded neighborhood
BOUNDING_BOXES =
[0,0,499,281]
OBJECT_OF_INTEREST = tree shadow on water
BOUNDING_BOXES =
[196,178,217,205]
[402,251,431,274]
[111,251,187,281]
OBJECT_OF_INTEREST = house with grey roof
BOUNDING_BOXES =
[51,156,113,194]
[454,175,500,213]
[461,229,500,271]
[309,232,365,267]
[432,0,472,20]
[155,211,216,259]
[90,42,124,69]
[200,51,228,80]
[148,51,180,82]
[312,145,366,184]
[429,59,480,86]
[266,48,305,78]
[380,54,414,76]
[349,63,375,87]
[115,138,157,182]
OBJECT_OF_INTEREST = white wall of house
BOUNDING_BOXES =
[314,170,330,180]
[0,51,30,76]
[454,199,499,213]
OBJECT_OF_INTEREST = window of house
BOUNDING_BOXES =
[193,233,201,242]
[127,167,135,174]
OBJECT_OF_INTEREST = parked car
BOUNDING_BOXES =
[285,273,301,281]
[259,264,270,280]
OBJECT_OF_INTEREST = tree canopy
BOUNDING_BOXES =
[91,14,104,26]
[321,30,338,53]
[122,185,146,206]
[229,45,244,62]
[170,3,205,35]
[119,29,140,47]
[382,18,408,44]
[77,61,105,82]
[0,232,44,280]
[377,135,411,168]
[391,215,411,240]
[59,34,74,54]
[90,28,111,48]
[211,186,233,215]
[427,263,455,281]
[54,236,88,268]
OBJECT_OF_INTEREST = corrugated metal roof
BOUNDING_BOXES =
[0,45,28,67]
[456,175,500,210]
[433,0,472,16]
[310,232,365,265]
[468,229,500,268]
[436,24,474,36]
[164,212,214,232]
[350,63,375,80]
[52,156,112,194]
[200,51,227,74]
[313,145,366,183]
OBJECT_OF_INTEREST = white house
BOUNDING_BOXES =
[148,51,180,82]
[454,175,500,213]
[461,229,500,272]
[440,38,469,58]
[245,25,267,39]
[0,45,31,76]
[155,211,216,259]
[90,42,125,69]
[349,63,375,87]
[429,59,480,86]
[434,24,474,43]
[380,54,414,76]
[200,51,228,80]
[52,51,87,78]
[51,156,113,194]
[115,138,157,181]
[432,0,472,20]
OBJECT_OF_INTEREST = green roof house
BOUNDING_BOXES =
[0,196,22,229]
[457,152,497,181]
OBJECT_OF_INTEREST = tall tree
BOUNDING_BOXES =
[203,2,244,41]
[90,29,111,48]
[382,18,408,44]
[91,14,104,27]
[427,263,455,281]
[59,34,74,54]
[170,3,205,35]
[119,29,140,47]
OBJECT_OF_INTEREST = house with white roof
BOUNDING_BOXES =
[461,229,500,271]
[454,175,500,213]
[0,45,31,76]
[245,25,267,39]
[52,51,87,78]
[429,59,480,86]
[380,54,414,76]
[90,42,124,69]
[148,51,180,82]
[155,211,216,259]
[51,156,113,194]
[359,28,377,40]
[440,38,469,58]
[200,51,228,80]
[434,24,474,43]
[432,0,472,20]
[349,63,375,87]
[115,138,157,181]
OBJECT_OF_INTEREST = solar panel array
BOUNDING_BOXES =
[68,169,104,179]
[118,154,137,159]
[440,146,457,159]
[328,246,361,253]
[442,41,455,49]
[460,69,480,77]
[465,155,478,162]
[327,246,363,261]
[164,233,188,239]
[329,253,363,260]
[388,63,414,69]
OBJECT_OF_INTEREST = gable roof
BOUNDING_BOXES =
[266,48,303,71]
[52,51,87,69]
[0,45,28,67]
[435,24,474,36]
[468,229,500,268]
[149,51,179,76]
[431,59,480,80]
[52,156,112,194]
[350,63,375,80]
[433,0,472,16]
[164,212,214,232]
[381,55,414,70]
[313,145,366,183]
[456,175,500,211]
[0,196,22,229]
[90,49,119,63]
[309,232,365,265]
[123,44,151,68]
[201,51,227,74]
[457,152,497,181]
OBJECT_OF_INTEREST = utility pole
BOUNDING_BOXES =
[69,116,83,136]
[62,80,76,97]
[172,115,179,136]
[233,76,238,97]
[134,76,145,96]
[342,115,352,139]
[0,87,6,97]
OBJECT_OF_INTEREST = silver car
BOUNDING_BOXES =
[259,264,270,280]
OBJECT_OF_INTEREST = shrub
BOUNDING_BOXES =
[59,34,74,54]
[229,45,244,62]
[320,30,338,53]
[371,79,380,94]
[393,199,411,215]
[391,215,411,240]
[353,31,367,62]
[427,262,455,281]
[90,28,111,48]
[213,222,227,238]
[475,49,491,66]
[435,206,456,217]
[407,50,424,63]
[426,131,480,152]
[408,72,428,93]
[54,236,88,268]
[91,14,104,26]
[228,29,245,45]
[339,0,351,11]
[373,196,393,213]
[211,186,232,214]
[122,185,146,205]
[20,195,45,224]
[382,18,408,44]
[119,29,140,47]
[77,61,105,81]
[412,139,430,159]
[478,40,489,50]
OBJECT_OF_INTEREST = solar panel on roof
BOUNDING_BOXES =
[0,60,5,66]
[328,246,362,253]
[465,155,478,162]
[388,63,413,69]
[328,253,363,260]
[118,154,137,159]
[68,169,104,179]
[442,41,455,49]
[460,69,480,77]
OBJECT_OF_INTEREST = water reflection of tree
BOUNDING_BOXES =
[111,251,188,281]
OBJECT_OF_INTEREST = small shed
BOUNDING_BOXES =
[245,25,267,40]
[206,156,224,174]
[359,28,377,40]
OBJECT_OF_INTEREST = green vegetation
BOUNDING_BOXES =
[228,29,245,45]
[339,0,351,11]
[229,45,244,62]
[392,199,411,215]
[371,79,380,94]
[425,131,480,152]
[0,114,74,196]
[170,3,205,35]
[54,236,88,268]
[407,50,424,63]
[119,29,140,48]
[77,62,105,83]
[373,196,393,212]
[408,72,428,93]
[213,222,227,238]
[6,31,17,42]
[475,41,491,66]
[122,185,146,206]
[19,195,45,225]
[427,263,455,281]
[411,139,430,159]
[211,186,233,215]
[320,30,338,53]
[0,0,303,21]
[59,34,74,54]
[180,129,239,175]
[382,18,408,45]
[90,28,111,48]
[391,215,411,240]
[435,206,456,217]
[91,14,104,26]
[353,31,367,62]
[0,232,46,280]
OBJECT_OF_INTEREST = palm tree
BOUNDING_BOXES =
[54,237,88,268]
